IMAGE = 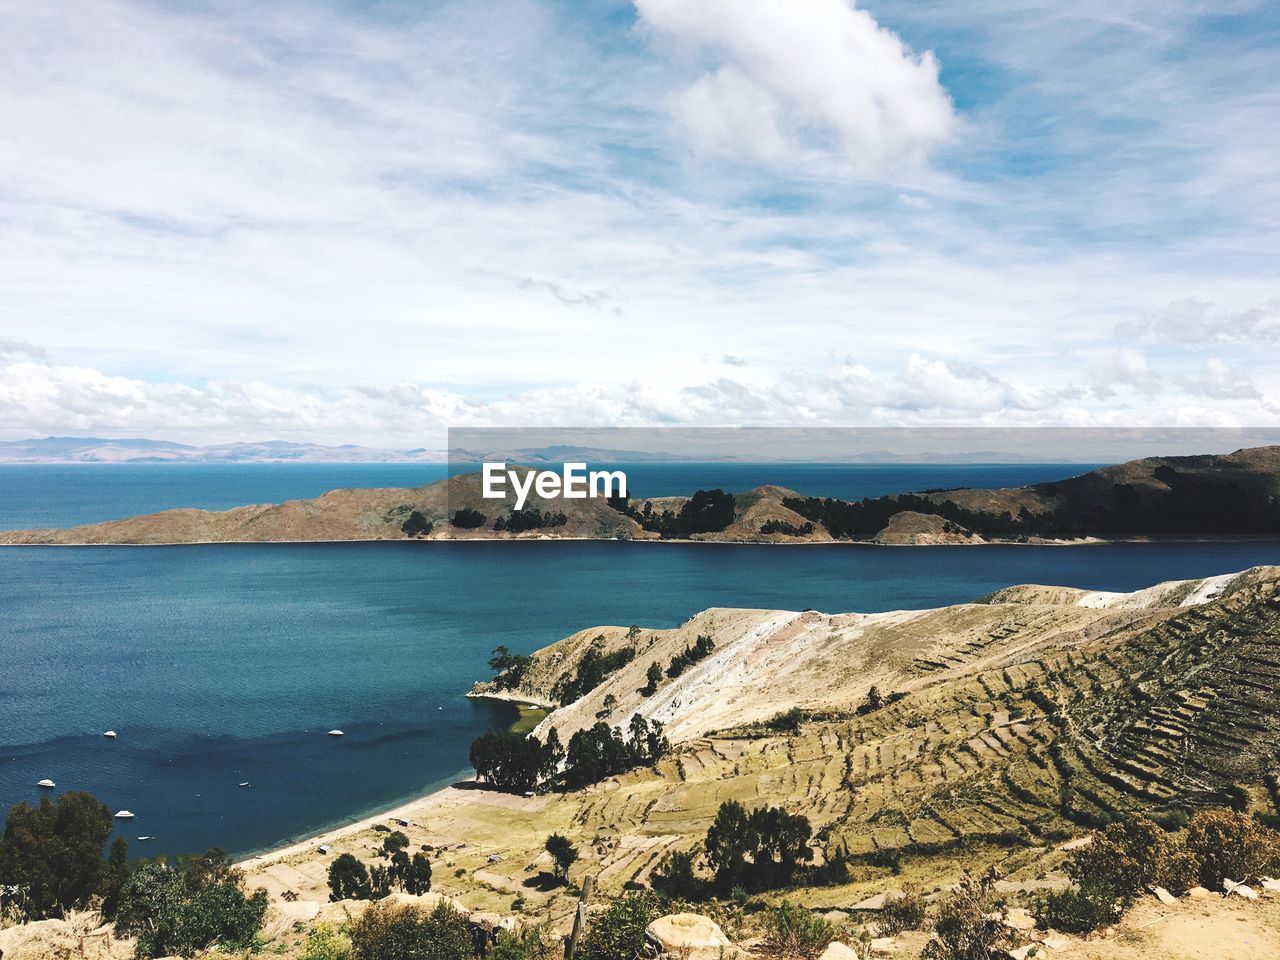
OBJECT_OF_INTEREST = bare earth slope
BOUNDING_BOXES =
[3,445,1279,544]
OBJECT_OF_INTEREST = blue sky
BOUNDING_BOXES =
[1,0,1278,444]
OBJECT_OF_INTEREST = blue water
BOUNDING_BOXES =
[0,462,1102,530]
[4,539,1280,860]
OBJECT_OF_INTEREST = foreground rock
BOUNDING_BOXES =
[646,913,736,959]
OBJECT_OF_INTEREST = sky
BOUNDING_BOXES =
[2,0,1279,446]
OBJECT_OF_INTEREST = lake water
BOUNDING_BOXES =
[2,463,1278,861]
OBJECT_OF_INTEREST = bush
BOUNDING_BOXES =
[1066,815,1195,901]
[488,925,558,960]
[1034,880,1120,934]
[921,870,1018,960]
[351,900,474,960]
[579,890,665,960]
[759,901,836,960]
[0,791,116,920]
[301,922,353,960]
[114,852,269,959]
[1185,808,1280,888]
[878,884,927,935]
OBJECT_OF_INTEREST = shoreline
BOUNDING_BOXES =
[4,534,1280,549]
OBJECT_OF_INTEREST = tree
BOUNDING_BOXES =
[402,852,433,895]
[703,801,813,892]
[601,693,618,716]
[450,508,486,529]
[328,853,372,902]
[0,791,115,920]
[351,900,473,960]
[469,729,558,793]
[382,831,410,858]
[401,511,433,538]
[545,834,578,882]
[99,836,131,920]
[488,646,532,690]
[642,661,663,696]
[369,864,392,900]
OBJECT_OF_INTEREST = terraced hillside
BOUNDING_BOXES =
[248,567,1280,918]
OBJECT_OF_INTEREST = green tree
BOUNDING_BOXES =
[98,836,131,920]
[0,791,115,920]
[450,508,486,529]
[382,831,410,858]
[328,853,372,902]
[401,511,433,538]
[545,834,578,882]
[642,662,663,696]
[703,800,812,892]
[402,852,432,895]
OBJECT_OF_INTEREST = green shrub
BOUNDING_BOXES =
[487,925,558,960]
[114,852,269,959]
[1034,880,1120,934]
[1185,808,1280,888]
[301,922,353,960]
[759,901,837,960]
[1065,815,1192,901]
[921,870,1018,960]
[351,900,473,960]
[878,884,927,935]
[579,890,665,960]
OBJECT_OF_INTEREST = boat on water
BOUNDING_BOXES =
[114,810,135,819]
[239,782,250,787]
[327,729,344,737]
[37,778,55,788]
[104,730,117,738]
[137,836,153,841]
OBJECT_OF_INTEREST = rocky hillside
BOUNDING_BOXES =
[4,446,1279,544]
[250,567,1277,909]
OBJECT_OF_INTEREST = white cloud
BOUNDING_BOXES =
[1089,348,1160,399]
[0,340,47,361]
[6,351,1273,447]
[635,0,957,175]
[1121,298,1280,343]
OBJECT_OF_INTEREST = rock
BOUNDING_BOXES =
[817,943,862,960]
[1039,937,1071,951]
[1008,947,1037,960]
[1002,907,1037,932]
[1186,886,1214,899]
[1223,879,1258,900]
[1152,885,1178,904]
[822,910,851,924]
[851,892,889,911]
[646,913,735,959]
[1259,877,1280,896]
[869,937,895,957]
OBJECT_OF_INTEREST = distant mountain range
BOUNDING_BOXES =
[0,435,1115,465]
[0,437,447,464]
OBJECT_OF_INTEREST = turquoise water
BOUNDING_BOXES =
[3,462,1277,861]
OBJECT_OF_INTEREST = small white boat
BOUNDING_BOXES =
[114,810,135,819]
[137,836,153,841]
[37,778,56,788]
[327,729,344,737]
[104,730,117,739]
[238,782,250,788]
